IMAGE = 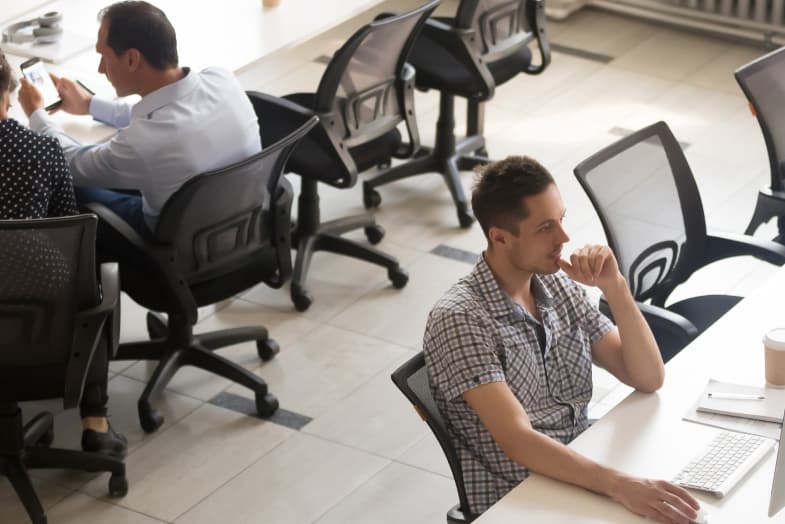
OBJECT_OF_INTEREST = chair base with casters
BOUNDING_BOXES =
[114,312,279,433]
[363,95,490,229]
[0,403,127,524]
[291,177,409,312]
[744,187,785,242]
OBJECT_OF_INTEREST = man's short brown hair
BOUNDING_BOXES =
[471,156,555,239]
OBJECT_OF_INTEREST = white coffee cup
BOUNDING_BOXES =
[764,328,785,388]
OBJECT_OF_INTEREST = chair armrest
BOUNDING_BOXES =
[418,17,496,100]
[98,262,121,358]
[395,63,421,158]
[703,231,785,267]
[525,0,551,74]
[84,202,198,325]
[599,297,699,362]
[267,178,294,289]
[64,262,120,409]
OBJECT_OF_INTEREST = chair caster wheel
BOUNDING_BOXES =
[109,473,128,497]
[257,338,280,361]
[364,224,385,245]
[139,406,164,433]
[363,183,382,209]
[291,287,313,312]
[389,266,409,289]
[458,210,475,229]
[255,392,279,418]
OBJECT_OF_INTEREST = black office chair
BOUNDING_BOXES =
[0,215,126,524]
[248,0,440,311]
[392,352,476,523]
[574,121,785,362]
[363,0,550,228]
[735,46,785,241]
[85,113,318,432]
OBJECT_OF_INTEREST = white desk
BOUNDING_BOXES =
[6,0,386,72]
[475,267,785,523]
[4,0,388,141]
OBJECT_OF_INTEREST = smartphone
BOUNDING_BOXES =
[20,57,62,111]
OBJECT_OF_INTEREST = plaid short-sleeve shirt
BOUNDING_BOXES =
[423,256,614,514]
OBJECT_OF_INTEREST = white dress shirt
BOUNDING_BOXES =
[29,67,262,230]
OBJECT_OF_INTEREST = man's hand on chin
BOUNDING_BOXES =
[18,78,44,117]
[558,244,622,292]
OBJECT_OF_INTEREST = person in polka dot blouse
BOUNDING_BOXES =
[0,53,127,459]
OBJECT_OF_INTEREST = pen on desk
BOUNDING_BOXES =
[707,392,766,400]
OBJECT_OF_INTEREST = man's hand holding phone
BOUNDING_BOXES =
[50,74,93,115]
[19,58,61,115]
[17,57,94,117]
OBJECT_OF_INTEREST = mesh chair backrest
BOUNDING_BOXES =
[736,47,785,192]
[455,0,533,60]
[574,122,707,302]
[0,215,97,369]
[391,352,472,516]
[314,0,438,149]
[154,116,317,283]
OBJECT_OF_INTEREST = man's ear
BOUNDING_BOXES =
[126,49,142,72]
[488,226,508,249]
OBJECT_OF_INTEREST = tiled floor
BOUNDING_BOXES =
[3,3,781,523]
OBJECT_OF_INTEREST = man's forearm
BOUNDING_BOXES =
[602,276,664,392]
[28,109,84,160]
[506,425,624,498]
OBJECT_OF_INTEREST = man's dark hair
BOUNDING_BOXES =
[99,1,178,70]
[0,52,18,95]
[471,155,555,239]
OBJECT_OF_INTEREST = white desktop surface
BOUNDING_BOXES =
[31,0,386,72]
[3,0,388,143]
[475,267,785,523]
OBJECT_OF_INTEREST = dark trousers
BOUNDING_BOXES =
[80,340,109,418]
[75,187,149,418]
[75,187,153,263]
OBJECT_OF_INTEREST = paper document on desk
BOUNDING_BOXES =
[682,379,783,440]
[696,379,785,423]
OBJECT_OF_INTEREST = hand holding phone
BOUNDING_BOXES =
[20,57,61,111]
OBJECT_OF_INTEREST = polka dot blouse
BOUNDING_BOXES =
[0,118,77,301]
[0,118,77,219]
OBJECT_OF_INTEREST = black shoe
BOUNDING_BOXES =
[81,425,128,459]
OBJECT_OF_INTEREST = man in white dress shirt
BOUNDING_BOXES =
[18,1,262,244]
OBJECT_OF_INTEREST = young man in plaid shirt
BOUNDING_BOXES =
[424,156,700,523]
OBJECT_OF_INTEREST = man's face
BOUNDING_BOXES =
[96,21,132,96]
[492,183,570,275]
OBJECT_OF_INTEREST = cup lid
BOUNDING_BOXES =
[764,328,785,350]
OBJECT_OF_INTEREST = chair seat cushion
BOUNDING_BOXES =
[408,17,533,98]
[278,93,402,185]
[667,294,743,333]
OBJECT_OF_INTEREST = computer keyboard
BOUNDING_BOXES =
[673,430,775,498]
